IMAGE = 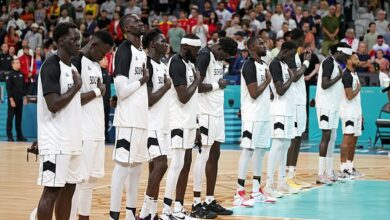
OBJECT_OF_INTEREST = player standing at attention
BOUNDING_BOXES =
[36,22,82,220]
[160,34,206,220]
[233,37,276,207]
[137,29,172,220]
[315,42,352,184]
[191,37,237,217]
[109,14,149,220]
[69,30,114,220]
[339,53,364,180]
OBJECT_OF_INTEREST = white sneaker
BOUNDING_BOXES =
[172,209,191,220]
[250,191,276,203]
[259,187,277,203]
[278,183,301,194]
[350,168,364,178]
[264,186,284,198]
[233,190,255,207]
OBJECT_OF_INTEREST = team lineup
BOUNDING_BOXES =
[32,13,362,220]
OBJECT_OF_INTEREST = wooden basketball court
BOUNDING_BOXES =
[1,142,389,219]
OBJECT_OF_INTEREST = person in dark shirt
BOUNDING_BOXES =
[356,42,372,73]
[0,43,12,73]
[99,55,112,143]
[6,57,27,142]
[97,10,111,31]
[0,20,6,45]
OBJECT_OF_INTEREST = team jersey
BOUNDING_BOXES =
[196,47,224,116]
[240,57,270,122]
[340,69,362,117]
[316,56,344,111]
[289,53,306,105]
[147,57,171,132]
[168,54,198,129]
[269,58,295,116]
[37,55,82,155]
[71,53,104,140]
[113,40,148,128]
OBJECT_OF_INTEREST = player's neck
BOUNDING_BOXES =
[149,49,162,63]
[56,48,72,66]
[126,34,142,50]
[251,53,262,63]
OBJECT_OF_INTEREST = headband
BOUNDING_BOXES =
[181,38,201,47]
[337,47,353,55]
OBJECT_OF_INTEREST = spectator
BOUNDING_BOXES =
[85,11,98,37]
[363,22,379,52]
[108,11,123,45]
[24,23,42,51]
[294,6,303,26]
[341,28,359,52]
[270,37,284,58]
[19,45,36,85]
[207,11,219,38]
[371,35,390,59]
[232,48,249,75]
[284,9,297,30]
[58,8,74,24]
[260,11,272,32]
[277,22,289,38]
[168,17,186,53]
[6,57,27,142]
[321,5,339,56]
[72,0,86,22]
[356,42,372,73]
[159,14,172,37]
[1,5,9,22]
[201,0,214,17]
[376,10,389,36]
[188,8,199,33]
[35,47,43,72]
[178,10,189,33]
[385,24,390,45]
[375,49,389,73]
[226,14,242,38]
[140,4,150,26]
[309,5,322,39]
[208,31,219,46]
[34,2,46,25]
[100,0,116,19]
[301,43,320,86]
[283,0,296,17]
[97,10,111,31]
[271,4,285,33]
[234,31,246,51]
[254,3,265,22]
[60,0,76,21]
[249,10,261,35]
[4,26,19,50]
[0,20,6,45]
[124,0,141,16]
[192,15,208,48]
[303,22,315,50]
[318,0,329,18]
[241,20,253,37]
[98,55,112,142]
[20,6,33,23]
[0,44,12,72]
[298,9,313,28]
[47,0,61,24]
[335,3,346,40]
[7,12,26,31]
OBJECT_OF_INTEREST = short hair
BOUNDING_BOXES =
[290,28,305,40]
[86,11,93,16]
[219,37,238,56]
[378,35,384,39]
[246,37,258,49]
[93,30,114,47]
[142,28,162,49]
[119,14,136,32]
[369,22,376,27]
[281,41,296,51]
[53,22,77,43]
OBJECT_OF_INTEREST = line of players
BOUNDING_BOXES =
[33,14,363,220]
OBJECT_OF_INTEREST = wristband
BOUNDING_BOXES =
[211,82,219,91]
[93,88,102,97]
[303,60,310,68]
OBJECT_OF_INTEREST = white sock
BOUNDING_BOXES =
[70,183,81,220]
[252,148,266,192]
[173,201,183,212]
[193,145,211,193]
[287,166,296,179]
[326,129,336,175]
[110,162,130,212]
[266,139,284,187]
[340,162,346,171]
[278,140,290,185]
[126,163,143,219]
[150,200,158,218]
[162,203,171,215]
[164,149,186,205]
[205,195,214,204]
[125,208,135,220]
[326,157,334,175]
[237,148,254,188]
[318,157,326,175]
[193,197,201,206]
[347,160,353,171]
[139,194,153,218]
[79,178,97,216]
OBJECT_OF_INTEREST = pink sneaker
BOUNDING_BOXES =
[233,190,255,207]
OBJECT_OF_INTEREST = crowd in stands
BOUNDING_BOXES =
[0,0,390,93]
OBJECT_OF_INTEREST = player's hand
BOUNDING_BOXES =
[72,69,82,90]
[304,75,311,81]
[356,81,361,92]
[163,74,172,89]
[97,78,106,96]
[140,63,149,85]
[303,51,312,62]
[218,78,228,89]
[27,140,39,162]
[193,68,201,83]
[23,96,28,105]
[288,68,294,79]
[265,69,272,84]
[338,66,344,76]
[9,98,16,108]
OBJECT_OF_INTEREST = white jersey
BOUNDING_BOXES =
[269,59,295,116]
[340,69,362,117]
[291,53,306,105]
[37,55,82,155]
[72,54,105,140]
[241,57,270,121]
[147,57,171,132]
[316,56,344,111]
[168,54,198,129]
[197,47,224,116]
[113,40,148,128]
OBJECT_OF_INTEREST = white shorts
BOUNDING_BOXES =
[113,127,149,164]
[147,130,170,160]
[170,128,196,149]
[37,154,81,187]
[317,108,340,130]
[198,114,225,146]
[80,140,105,181]
[271,115,295,139]
[240,120,271,149]
[293,105,307,137]
[341,116,362,137]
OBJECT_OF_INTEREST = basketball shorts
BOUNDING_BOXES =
[113,127,148,164]
[240,120,271,149]
[293,104,307,137]
[198,114,225,146]
[37,154,81,187]
[271,115,295,139]
[147,130,170,160]
[341,116,362,137]
[316,108,340,130]
[80,140,105,181]
[170,128,196,149]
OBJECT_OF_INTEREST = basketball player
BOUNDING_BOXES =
[160,35,208,220]
[285,29,312,189]
[69,30,114,220]
[315,42,352,184]
[109,14,149,220]
[191,37,237,216]
[264,42,302,198]
[137,29,172,219]
[233,37,276,207]
[36,22,82,220]
[339,53,364,180]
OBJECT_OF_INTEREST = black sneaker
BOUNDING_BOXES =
[204,200,233,215]
[190,203,217,219]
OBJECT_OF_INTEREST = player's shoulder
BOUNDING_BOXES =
[117,40,132,52]
[41,54,61,72]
